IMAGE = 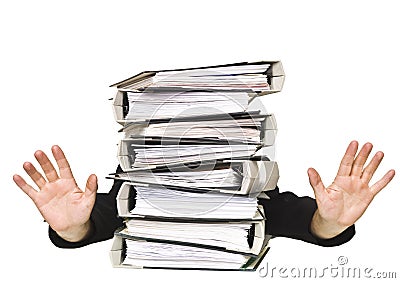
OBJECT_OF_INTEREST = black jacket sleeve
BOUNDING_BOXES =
[259,187,355,247]
[49,167,355,248]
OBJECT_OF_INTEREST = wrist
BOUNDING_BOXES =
[310,210,349,239]
[55,221,93,242]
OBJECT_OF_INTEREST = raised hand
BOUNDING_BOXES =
[13,145,98,242]
[308,141,395,239]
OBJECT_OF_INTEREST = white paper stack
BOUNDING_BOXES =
[108,61,284,271]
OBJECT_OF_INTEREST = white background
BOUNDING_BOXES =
[1,0,399,282]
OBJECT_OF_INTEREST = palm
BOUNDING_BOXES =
[33,178,93,232]
[308,141,395,230]
[13,145,97,233]
[316,176,374,228]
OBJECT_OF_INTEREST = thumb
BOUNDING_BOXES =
[307,167,326,199]
[85,174,98,196]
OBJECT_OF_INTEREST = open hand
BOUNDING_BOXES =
[13,145,98,242]
[308,141,395,239]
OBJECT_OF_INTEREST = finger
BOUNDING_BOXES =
[370,169,395,196]
[308,168,326,199]
[350,142,373,177]
[34,150,59,182]
[361,151,384,183]
[84,174,98,197]
[13,174,38,201]
[51,145,74,179]
[23,162,47,189]
[337,140,358,176]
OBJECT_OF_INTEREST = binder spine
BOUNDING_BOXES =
[241,161,279,194]
[117,182,135,217]
[118,139,137,171]
[254,161,279,192]
[251,219,265,255]
[269,76,285,93]
[260,114,278,146]
[265,61,285,94]
[267,61,285,77]
[110,235,128,268]
[113,91,129,124]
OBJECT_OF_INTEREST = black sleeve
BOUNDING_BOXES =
[48,167,124,248]
[259,186,355,247]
